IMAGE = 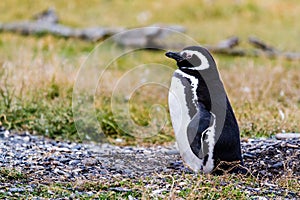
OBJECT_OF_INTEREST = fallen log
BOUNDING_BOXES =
[0,8,124,41]
[0,21,125,41]
[205,36,300,60]
[113,24,186,48]
[248,36,300,60]
[0,8,300,60]
[0,8,185,43]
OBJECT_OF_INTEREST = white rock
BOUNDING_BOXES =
[115,138,123,143]
[275,133,300,140]
[4,130,10,138]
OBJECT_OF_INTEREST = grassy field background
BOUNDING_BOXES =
[0,0,300,199]
[0,0,299,144]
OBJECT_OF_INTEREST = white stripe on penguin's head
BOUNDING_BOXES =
[179,50,210,70]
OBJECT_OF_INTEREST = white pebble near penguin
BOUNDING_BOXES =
[166,46,245,174]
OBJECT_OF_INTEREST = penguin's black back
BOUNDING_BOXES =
[181,66,244,173]
[214,97,242,160]
[212,97,245,174]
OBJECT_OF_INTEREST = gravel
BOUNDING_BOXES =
[0,126,299,198]
[242,137,300,178]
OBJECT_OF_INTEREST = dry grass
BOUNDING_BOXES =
[218,58,300,136]
[4,171,296,199]
[1,0,300,141]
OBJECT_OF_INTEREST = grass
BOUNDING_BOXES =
[0,0,299,198]
[0,168,27,182]
[0,171,298,199]
[0,38,299,144]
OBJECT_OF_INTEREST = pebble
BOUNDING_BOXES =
[0,125,299,199]
[271,161,283,168]
[109,187,131,192]
[275,133,300,140]
[128,195,138,200]
[115,138,123,143]
[152,188,167,195]
[0,130,10,138]
[9,187,25,193]
[241,138,300,178]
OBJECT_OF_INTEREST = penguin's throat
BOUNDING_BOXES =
[175,69,199,110]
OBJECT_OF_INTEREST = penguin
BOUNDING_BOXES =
[166,46,245,174]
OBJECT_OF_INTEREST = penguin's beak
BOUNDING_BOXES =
[165,51,184,62]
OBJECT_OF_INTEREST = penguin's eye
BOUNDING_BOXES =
[182,52,192,59]
[186,54,192,59]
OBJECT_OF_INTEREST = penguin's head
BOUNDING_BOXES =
[165,46,216,71]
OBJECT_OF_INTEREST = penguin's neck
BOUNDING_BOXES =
[175,69,203,110]
[175,69,223,111]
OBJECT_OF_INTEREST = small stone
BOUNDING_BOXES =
[100,169,107,175]
[122,168,132,174]
[59,157,70,164]
[53,168,70,176]
[86,191,94,196]
[128,195,138,200]
[72,144,82,150]
[275,133,300,140]
[22,136,31,143]
[47,190,55,195]
[3,130,10,138]
[168,161,183,169]
[164,149,179,155]
[263,182,278,187]
[178,182,187,186]
[72,168,83,174]
[256,197,267,200]
[55,147,72,152]
[271,162,283,168]
[259,160,265,165]
[6,192,12,196]
[243,153,256,159]
[0,126,5,132]
[69,160,81,165]
[82,158,98,166]
[152,188,166,195]
[143,149,152,154]
[9,187,25,193]
[109,187,131,192]
[115,138,123,143]
[286,143,299,148]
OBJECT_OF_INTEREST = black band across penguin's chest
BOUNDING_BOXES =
[194,78,211,111]
[173,72,198,118]
[174,72,211,114]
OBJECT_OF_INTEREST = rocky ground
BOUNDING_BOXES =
[0,126,299,199]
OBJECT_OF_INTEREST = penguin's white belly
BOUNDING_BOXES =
[168,76,203,171]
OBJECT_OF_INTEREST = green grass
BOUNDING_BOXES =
[1,172,298,199]
[0,168,27,181]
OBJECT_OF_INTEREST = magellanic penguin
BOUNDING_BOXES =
[166,46,245,174]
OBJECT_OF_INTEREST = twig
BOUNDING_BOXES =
[248,36,278,53]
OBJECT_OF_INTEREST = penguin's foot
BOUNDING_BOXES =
[212,160,249,175]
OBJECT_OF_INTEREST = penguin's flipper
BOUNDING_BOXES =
[187,102,212,160]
